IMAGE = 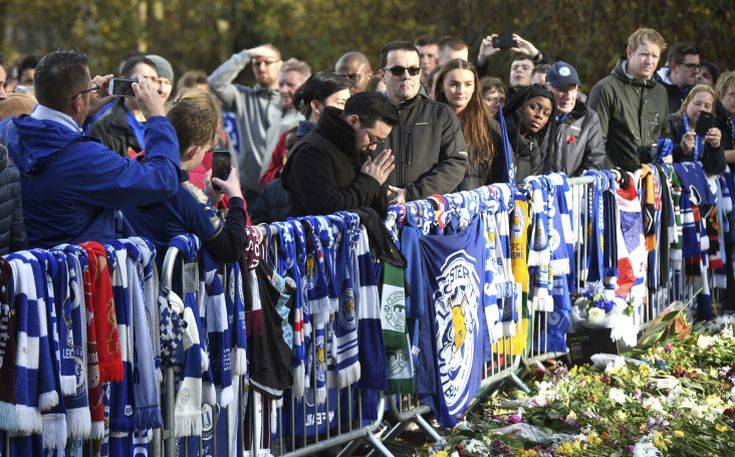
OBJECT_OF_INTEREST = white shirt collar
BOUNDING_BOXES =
[30,105,82,133]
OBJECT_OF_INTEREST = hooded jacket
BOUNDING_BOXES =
[281,107,384,217]
[588,59,669,172]
[0,142,26,255]
[385,93,468,200]
[540,100,609,177]
[0,112,180,248]
[654,67,689,114]
[495,84,556,183]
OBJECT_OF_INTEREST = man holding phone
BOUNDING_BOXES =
[123,89,248,263]
[0,50,181,248]
[477,33,547,92]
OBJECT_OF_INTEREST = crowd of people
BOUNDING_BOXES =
[0,26,732,259]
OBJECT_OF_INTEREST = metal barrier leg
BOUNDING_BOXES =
[509,372,530,394]
[365,431,393,457]
[413,413,444,445]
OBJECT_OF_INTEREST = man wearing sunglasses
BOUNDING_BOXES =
[0,50,180,248]
[379,41,467,204]
[655,42,701,113]
[208,44,284,201]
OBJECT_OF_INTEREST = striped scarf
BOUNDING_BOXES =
[6,252,56,434]
[168,234,208,437]
[525,177,553,312]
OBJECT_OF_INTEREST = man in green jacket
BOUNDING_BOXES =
[588,28,669,172]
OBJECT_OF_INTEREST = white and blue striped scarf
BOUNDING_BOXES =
[7,252,58,434]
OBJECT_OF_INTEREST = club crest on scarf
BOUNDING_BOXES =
[434,250,481,415]
[383,285,406,331]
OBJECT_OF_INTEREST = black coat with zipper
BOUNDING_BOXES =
[385,93,468,200]
[281,107,385,217]
[0,142,26,255]
[89,98,141,157]
[588,59,669,172]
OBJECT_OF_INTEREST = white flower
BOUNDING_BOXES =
[587,307,606,323]
[633,439,662,457]
[464,439,488,453]
[608,387,627,404]
[642,397,665,414]
[679,399,705,419]
[697,335,716,349]
[722,325,734,339]
[653,376,679,391]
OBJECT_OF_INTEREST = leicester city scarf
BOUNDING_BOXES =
[119,238,163,431]
[169,234,207,437]
[57,245,92,439]
[7,252,56,434]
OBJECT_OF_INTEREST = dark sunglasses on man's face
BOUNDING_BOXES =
[385,66,421,77]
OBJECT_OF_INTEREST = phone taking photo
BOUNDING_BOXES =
[492,33,517,49]
[695,112,715,137]
[211,150,231,191]
[108,78,138,97]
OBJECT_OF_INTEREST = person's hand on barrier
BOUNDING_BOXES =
[510,34,540,58]
[361,148,395,185]
[211,166,244,200]
[87,74,116,116]
[705,127,721,148]
[478,34,501,66]
[681,130,696,155]
[132,77,165,118]
[387,186,407,204]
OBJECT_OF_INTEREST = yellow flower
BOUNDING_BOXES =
[517,450,538,457]
[567,410,578,421]
[652,432,668,452]
[587,432,603,445]
[430,451,448,457]
[715,423,729,433]
[673,430,685,438]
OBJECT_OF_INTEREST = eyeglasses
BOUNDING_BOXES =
[385,66,421,77]
[366,132,387,147]
[69,84,99,100]
[679,62,701,71]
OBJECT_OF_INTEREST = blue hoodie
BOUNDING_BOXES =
[0,113,180,248]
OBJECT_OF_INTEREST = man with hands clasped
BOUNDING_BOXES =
[282,92,399,216]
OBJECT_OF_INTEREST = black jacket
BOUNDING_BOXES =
[250,178,290,224]
[0,143,26,255]
[89,98,141,157]
[457,119,503,191]
[663,114,726,175]
[281,107,384,217]
[540,100,609,177]
[385,93,468,200]
[588,59,669,172]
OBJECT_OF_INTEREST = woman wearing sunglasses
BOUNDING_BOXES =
[433,59,501,191]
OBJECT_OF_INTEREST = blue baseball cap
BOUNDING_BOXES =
[546,61,581,88]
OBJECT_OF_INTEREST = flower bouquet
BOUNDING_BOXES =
[570,281,637,347]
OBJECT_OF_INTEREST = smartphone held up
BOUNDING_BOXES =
[108,78,138,97]
[211,150,231,192]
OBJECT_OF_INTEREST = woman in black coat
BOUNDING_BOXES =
[493,84,555,183]
[663,84,725,175]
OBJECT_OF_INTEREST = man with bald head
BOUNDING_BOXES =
[335,51,374,94]
[209,44,284,199]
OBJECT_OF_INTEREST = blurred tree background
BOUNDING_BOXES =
[1,0,734,91]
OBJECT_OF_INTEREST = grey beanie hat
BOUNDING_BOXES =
[146,54,174,82]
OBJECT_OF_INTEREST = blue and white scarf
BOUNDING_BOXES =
[7,252,57,433]
[168,235,208,437]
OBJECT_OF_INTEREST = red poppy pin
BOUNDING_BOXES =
[567,134,577,144]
